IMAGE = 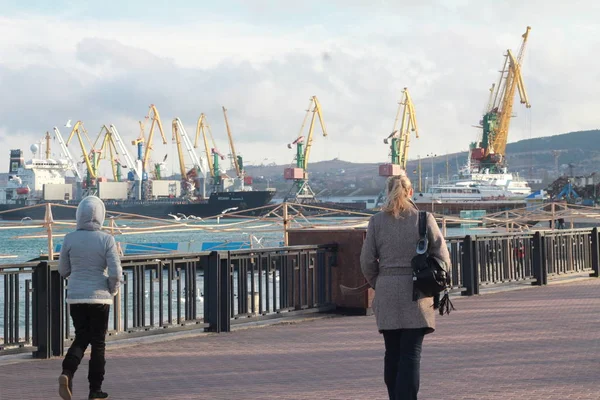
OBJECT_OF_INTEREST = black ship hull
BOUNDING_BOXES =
[0,191,275,220]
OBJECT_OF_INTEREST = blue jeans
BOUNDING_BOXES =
[382,328,426,400]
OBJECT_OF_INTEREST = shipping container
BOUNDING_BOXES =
[378,163,402,177]
[284,168,305,180]
[43,184,73,201]
[151,180,181,197]
[244,176,253,185]
[98,182,128,200]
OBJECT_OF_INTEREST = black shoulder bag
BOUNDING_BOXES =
[411,211,455,315]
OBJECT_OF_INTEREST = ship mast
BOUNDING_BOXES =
[45,131,51,159]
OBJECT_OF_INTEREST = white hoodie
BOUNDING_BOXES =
[58,196,123,304]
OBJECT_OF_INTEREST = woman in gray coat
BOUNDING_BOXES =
[360,173,450,400]
[57,196,123,400]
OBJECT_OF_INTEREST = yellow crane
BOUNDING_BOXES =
[284,96,327,201]
[171,119,188,180]
[65,121,96,181]
[222,106,243,179]
[195,113,216,177]
[471,26,531,171]
[195,113,224,189]
[91,125,123,181]
[380,88,419,175]
[139,104,167,172]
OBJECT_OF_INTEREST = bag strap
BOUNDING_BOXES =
[418,211,427,240]
[413,210,429,302]
[415,211,429,255]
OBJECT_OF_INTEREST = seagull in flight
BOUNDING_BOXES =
[65,120,72,128]
[168,213,182,221]
[221,207,238,215]
[21,217,32,222]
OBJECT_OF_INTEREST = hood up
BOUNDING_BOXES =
[76,196,106,231]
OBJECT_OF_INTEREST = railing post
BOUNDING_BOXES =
[461,235,478,296]
[591,227,599,278]
[532,231,547,285]
[204,252,231,333]
[204,252,221,332]
[50,269,64,356]
[219,254,231,333]
[32,262,51,359]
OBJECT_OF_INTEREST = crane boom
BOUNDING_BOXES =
[174,118,207,197]
[65,121,96,180]
[53,127,83,182]
[222,106,241,177]
[171,119,187,179]
[302,96,327,171]
[195,113,218,177]
[174,118,205,174]
[141,104,167,172]
[109,125,142,181]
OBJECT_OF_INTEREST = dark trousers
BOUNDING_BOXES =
[62,304,110,392]
[382,328,426,400]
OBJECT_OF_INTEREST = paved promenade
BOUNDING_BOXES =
[1,278,599,399]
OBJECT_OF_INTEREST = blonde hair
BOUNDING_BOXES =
[381,173,413,219]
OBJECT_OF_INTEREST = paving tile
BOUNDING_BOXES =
[0,279,599,399]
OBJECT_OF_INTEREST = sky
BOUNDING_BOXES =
[0,0,598,176]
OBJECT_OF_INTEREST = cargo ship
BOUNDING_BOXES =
[0,149,275,221]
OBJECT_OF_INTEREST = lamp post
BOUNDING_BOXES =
[417,155,422,192]
[426,153,436,189]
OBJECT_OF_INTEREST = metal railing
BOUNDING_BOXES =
[0,262,38,355]
[456,228,599,295]
[204,245,337,333]
[1,228,598,358]
[0,244,338,358]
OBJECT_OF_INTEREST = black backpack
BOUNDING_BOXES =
[411,211,455,315]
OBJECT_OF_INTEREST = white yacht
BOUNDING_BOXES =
[412,157,531,213]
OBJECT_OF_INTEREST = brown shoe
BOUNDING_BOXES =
[58,374,72,400]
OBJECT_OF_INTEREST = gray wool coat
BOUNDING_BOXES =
[360,207,451,334]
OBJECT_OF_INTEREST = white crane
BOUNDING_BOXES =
[173,118,208,197]
[53,126,82,182]
[109,125,142,181]
[109,124,143,199]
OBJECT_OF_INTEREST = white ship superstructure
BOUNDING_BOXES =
[0,149,72,205]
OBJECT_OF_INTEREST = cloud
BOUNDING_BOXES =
[0,2,598,179]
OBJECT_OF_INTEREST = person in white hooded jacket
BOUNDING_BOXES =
[57,196,122,400]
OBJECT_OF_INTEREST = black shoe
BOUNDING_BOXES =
[58,374,72,400]
[89,391,110,400]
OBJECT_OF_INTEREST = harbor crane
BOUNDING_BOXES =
[222,107,248,190]
[375,88,419,207]
[53,122,93,198]
[379,88,419,176]
[136,104,167,176]
[195,113,224,192]
[53,126,82,183]
[62,121,99,194]
[470,26,531,173]
[90,125,124,182]
[283,96,327,202]
[172,118,208,198]
[109,124,143,199]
